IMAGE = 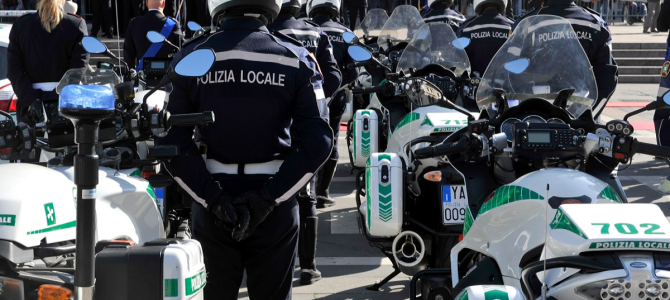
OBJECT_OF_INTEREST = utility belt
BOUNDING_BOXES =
[205,159,283,175]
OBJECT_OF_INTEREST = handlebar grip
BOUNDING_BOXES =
[351,84,387,95]
[633,141,670,159]
[167,111,215,127]
[347,61,367,69]
[414,139,469,159]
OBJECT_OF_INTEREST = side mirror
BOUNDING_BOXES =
[187,21,202,32]
[143,48,216,107]
[348,45,373,62]
[82,36,108,54]
[147,31,166,44]
[343,32,358,44]
[453,37,470,49]
[504,59,530,74]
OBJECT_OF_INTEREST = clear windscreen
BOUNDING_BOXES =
[354,9,389,38]
[376,5,426,50]
[397,23,471,76]
[475,15,597,118]
[56,67,122,94]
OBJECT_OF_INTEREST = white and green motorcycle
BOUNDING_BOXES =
[408,15,670,300]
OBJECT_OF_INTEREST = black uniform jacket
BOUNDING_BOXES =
[156,17,332,207]
[123,9,183,69]
[516,0,618,116]
[268,14,342,98]
[422,4,466,32]
[457,7,514,76]
[8,12,88,106]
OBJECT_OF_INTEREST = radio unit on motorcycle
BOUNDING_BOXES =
[514,123,580,151]
[143,58,172,80]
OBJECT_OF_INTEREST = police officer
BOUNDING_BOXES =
[652,0,670,191]
[8,0,88,127]
[422,0,466,32]
[156,0,332,298]
[456,0,513,79]
[123,0,184,71]
[515,0,618,119]
[268,0,342,98]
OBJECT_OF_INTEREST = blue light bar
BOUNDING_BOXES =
[59,85,115,111]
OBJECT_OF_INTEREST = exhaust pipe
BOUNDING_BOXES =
[392,231,427,275]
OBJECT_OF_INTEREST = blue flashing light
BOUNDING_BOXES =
[59,85,115,111]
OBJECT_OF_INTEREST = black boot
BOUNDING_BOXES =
[299,216,322,285]
[316,158,338,208]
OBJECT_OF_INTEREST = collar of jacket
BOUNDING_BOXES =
[545,0,576,6]
[219,17,269,32]
[274,14,296,23]
[312,14,332,24]
[148,9,164,17]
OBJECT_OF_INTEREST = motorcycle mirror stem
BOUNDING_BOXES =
[439,98,476,121]
[623,91,670,121]
[146,31,180,51]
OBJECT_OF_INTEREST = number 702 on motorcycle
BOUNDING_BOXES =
[442,185,467,224]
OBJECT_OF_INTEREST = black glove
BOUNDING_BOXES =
[231,190,277,241]
[27,99,44,124]
[209,192,250,241]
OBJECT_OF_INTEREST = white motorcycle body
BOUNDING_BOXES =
[450,168,670,299]
[0,163,164,264]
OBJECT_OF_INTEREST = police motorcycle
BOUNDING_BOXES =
[352,8,390,51]
[342,21,480,291]
[0,39,216,299]
[403,15,670,300]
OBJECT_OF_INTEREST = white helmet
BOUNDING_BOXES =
[473,0,506,14]
[208,0,283,21]
[306,0,341,18]
[427,0,454,8]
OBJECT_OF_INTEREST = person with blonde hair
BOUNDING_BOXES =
[7,0,88,127]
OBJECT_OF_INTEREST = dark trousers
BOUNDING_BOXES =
[349,6,366,31]
[192,174,299,300]
[379,0,395,15]
[91,0,114,37]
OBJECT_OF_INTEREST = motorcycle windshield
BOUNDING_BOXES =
[376,5,426,50]
[354,8,389,38]
[397,23,471,76]
[56,67,122,94]
[475,15,597,118]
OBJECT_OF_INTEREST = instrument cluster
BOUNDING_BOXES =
[499,115,566,142]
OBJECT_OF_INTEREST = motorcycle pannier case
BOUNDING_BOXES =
[362,153,404,237]
[454,285,524,300]
[95,239,206,300]
[352,110,379,167]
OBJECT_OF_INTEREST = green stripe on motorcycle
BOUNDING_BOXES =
[549,207,587,239]
[483,286,509,300]
[599,185,623,203]
[395,112,421,131]
[27,220,76,235]
[366,158,372,230]
[478,185,544,217]
[463,207,474,237]
[457,290,469,300]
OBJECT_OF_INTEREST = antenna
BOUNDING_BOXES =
[114,0,121,72]
[542,183,549,300]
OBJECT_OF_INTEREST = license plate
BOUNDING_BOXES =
[442,185,468,224]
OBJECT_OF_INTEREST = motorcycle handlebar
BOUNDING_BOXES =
[414,139,470,159]
[167,111,215,127]
[351,84,388,95]
[633,140,670,158]
[347,61,368,69]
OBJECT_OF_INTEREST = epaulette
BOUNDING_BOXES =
[182,30,210,47]
[272,30,303,47]
[583,6,602,17]
[303,19,320,28]
[66,12,82,19]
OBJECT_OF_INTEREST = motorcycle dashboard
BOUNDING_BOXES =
[490,98,576,143]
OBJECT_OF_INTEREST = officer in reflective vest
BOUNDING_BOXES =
[123,0,183,70]
[156,0,332,298]
[423,0,466,32]
[516,0,618,119]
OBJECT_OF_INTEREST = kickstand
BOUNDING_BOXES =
[366,253,401,291]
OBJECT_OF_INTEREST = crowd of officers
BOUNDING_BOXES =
[7,0,618,298]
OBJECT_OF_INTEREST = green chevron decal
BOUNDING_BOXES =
[599,185,623,203]
[463,207,474,237]
[483,286,509,300]
[366,158,372,230]
[420,116,433,127]
[395,112,420,131]
[550,207,587,239]
[378,154,393,222]
[478,185,544,217]
[361,111,371,158]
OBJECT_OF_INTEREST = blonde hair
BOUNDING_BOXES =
[37,0,65,33]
